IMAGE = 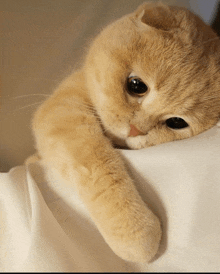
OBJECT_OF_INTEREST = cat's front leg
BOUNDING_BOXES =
[75,142,162,263]
[33,90,161,263]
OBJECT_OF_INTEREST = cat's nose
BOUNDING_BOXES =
[129,124,144,137]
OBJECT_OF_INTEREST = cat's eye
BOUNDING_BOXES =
[166,117,189,129]
[127,76,148,96]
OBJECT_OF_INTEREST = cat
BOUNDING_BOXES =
[31,2,220,263]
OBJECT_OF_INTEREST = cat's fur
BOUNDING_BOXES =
[32,2,220,263]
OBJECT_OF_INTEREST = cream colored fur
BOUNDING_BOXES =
[32,2,220,263]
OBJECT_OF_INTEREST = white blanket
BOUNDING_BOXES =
[1,121,220,272]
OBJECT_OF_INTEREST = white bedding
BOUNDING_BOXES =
[1,121,220,272]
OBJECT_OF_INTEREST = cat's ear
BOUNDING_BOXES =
[133,2,159,21]
[131,1,173,31]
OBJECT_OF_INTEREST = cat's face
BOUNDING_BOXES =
[85,2,220,149]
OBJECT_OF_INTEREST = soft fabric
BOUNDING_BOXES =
[1,121,220,272]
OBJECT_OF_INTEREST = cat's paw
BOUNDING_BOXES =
[96,201,162,263]
[109,212,162,263]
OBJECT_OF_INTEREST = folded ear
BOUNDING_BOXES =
[132,1,177,31]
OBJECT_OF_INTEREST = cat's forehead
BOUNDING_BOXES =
[130,50,219,115]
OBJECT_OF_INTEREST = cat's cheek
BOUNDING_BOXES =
[126,135,148,149]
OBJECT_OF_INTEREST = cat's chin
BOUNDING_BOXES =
[125,135,148,150]
[104,130,148,150]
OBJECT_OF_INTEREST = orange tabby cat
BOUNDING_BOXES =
[32,2,220,263]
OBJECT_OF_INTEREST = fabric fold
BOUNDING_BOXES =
[0,123,220,272]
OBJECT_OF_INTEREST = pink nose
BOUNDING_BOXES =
[129,124,144,137]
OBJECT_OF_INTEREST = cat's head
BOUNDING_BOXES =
[85,2,220,149]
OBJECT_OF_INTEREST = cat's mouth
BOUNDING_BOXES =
[98,110,147,149]
[104,124,147,150]
[104,129,129,148]
[113,144,131,150]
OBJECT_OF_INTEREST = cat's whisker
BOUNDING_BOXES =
[73,102,95,110]
[72,100,96,112]
[72,98,94,107]
[7,101,45,114]
[11,94,51,99]
[72,105,96,113]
